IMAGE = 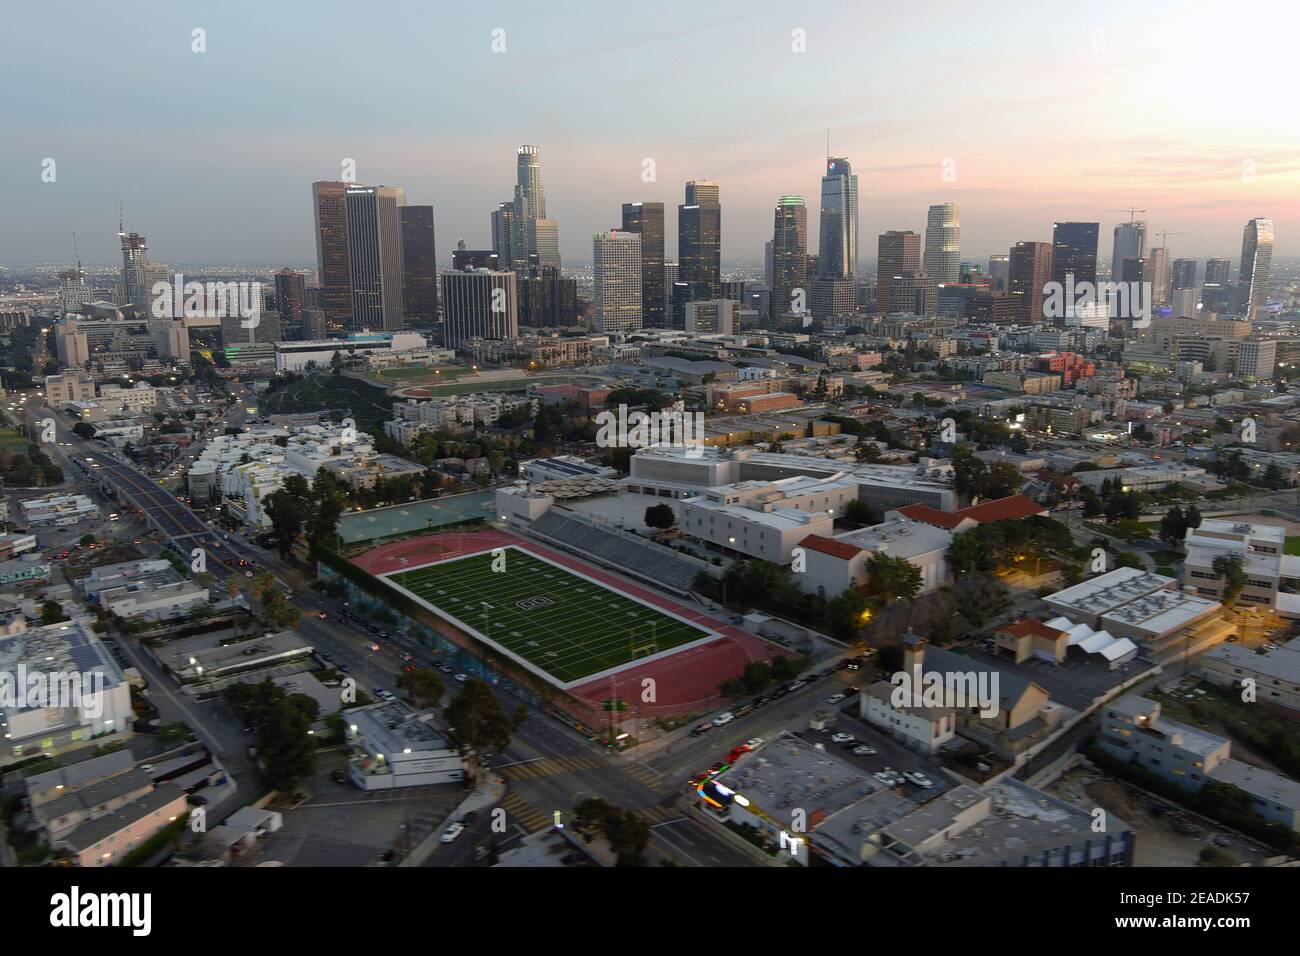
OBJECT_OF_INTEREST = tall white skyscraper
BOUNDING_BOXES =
[818,158,858,280]
[345,185,406,330]
[593,230,642,334]
[923,203,960,284]
[1237,217,1274,320]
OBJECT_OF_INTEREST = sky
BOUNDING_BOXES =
[2,0,1297,267]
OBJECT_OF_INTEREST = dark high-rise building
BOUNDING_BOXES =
[876,231,921,313]
[1110,220,1146,282]
[1008,241,1054,322]
[1205,257,1232,285]
[345,185,406,330]
[770,196,808,319]
[670,281,711,330]
[440,269,518,348]
[520,260,577,328]
[491,201,514,270]
[118,230,150,313]
[679,180,721,295]
[1237,217,1274,320]
[721,280,747,304]
[1172,258,1198,290]
[819,158,859,280]
[273,269,305,335]
[399,205,438,324]
[1051,221,1099,287]
[312,181,353,327]
[621,202,666,328]
[452,241,500,271]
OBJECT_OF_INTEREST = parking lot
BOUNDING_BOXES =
[796,707,953,802]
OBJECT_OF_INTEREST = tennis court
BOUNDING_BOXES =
[384,547,713,685]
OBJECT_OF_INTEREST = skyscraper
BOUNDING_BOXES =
[119,231,149,313]
[1237,217,1274,320]
[59,269,92,314]
[1111,220,1147,282]
[440,269,518,348]
[491,201,514,270]
[510,145,558,273]
[399,205,438,324]
[987,255,1010,293]
[1147,247,1171,307]
[1051,221,1099,287]
[679,180,721,295]
[592,230,643,334]
[1205,258,1232,286]
[621,202,665,328]
[312,181,352,327]
[274,269,305,334]
[876,231,921,313]
[1008,241,1053,322]
[345,185,406,330]
[1172,258,1198,290]
[819,158,858,280]
[770,196,808,319]
[923,203,960,284]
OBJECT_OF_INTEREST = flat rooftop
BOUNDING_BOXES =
[345,700,452,755]
[1044,566,1174,616]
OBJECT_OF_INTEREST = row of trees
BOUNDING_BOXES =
[263,472,346,559]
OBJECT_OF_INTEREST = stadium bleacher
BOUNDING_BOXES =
[528,509,702,594]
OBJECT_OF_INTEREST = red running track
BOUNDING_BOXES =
[351,529,786,713]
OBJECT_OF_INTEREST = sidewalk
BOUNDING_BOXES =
[398,773,506,867]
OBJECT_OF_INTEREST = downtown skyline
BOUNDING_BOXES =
[3,0,1298,267]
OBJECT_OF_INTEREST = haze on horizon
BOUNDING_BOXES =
[2,0,1297,268]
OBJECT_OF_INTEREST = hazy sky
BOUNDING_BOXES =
[3,0,1297,267]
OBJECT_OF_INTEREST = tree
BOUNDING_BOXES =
[330,350,343,375]
[1212,554,1247,606]
[825,588,871,640]
[72,422,96,439]
[864,552,923,603]
[844,500,876,526]
[258,697,317,792]
[1159,506,1188,543]
[644,503,675,530]
[40,600,65,625]
[264,487,310,559]
[396,668,445,710]
[445,678,521,755]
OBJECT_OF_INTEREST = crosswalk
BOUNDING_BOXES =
[499,755,604,781]
[496,792,684,834]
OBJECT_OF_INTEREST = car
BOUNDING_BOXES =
[787,680,807,692]
[440,822,465,844]
[317,611,328,620]
[853,745,878,757]
[337,663,350,673]
[1264,642,1280,650]
[454,673,468,683]
[368,642,381,652]
[830,732,855,744]
[437,664,454,674]
[244,570,254,578]
[846,685,860,695]
[330,769,348,784]
[374,689,395,701]
[846,662,861,671]
[711,712,735,727]
[689,723,712,737]
[186,793,208,806]
[827,692,847,705]
[904,771,934,788]
[745,737,765,749]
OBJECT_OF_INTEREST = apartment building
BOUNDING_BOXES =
[1183,519,1300,616]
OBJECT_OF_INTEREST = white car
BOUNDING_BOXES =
[830,732,855,744]
[904,771,934,788]
[440,822,465,843]
[852,745,877,757]
[712,712,735,727]
[827,693,847,705]
[454,673,468,683]
[745,737,765,749]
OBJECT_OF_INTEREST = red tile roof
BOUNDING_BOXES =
[893,504,968,529]
[956,494,1047,524]
[1000,618,1064,640]
[799,534,863,560]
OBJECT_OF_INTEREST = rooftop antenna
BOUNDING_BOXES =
[118,201,125,237]
[71,231,82,271]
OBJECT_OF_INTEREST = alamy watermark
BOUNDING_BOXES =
[594,404,705,459]
[890,664,999,718]
[0,667,108,718]
[1043,276,1152,329]
[151,273,262,327]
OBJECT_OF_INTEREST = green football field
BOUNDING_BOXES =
[386,549,711,684]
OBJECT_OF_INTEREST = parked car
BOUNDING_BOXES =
[186,793,208,806]
[441,822,465,843]
[904,771,934,788]
[454,673,468,683]
[689,724,712,738]
[827,693,847,705]
[374,688,395,701]
[852,745,877,757]
[712,712,735,727]
[830,733,855,744]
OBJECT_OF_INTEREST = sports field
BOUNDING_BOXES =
[385,548,713,685]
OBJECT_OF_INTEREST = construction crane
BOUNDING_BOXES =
[1107,207,1147,223]
[1153,230,1182,248]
